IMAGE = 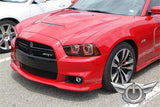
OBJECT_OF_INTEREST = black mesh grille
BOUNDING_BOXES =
[21,63,57,80]
[16,38,56,59]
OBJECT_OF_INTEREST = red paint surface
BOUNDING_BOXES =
[11,0,160,91]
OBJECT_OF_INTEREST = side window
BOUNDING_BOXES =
[148,0,160,14]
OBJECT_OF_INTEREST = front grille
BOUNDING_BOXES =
[21,63,57,80]
[15,38,58,80]
[16,38,56,59]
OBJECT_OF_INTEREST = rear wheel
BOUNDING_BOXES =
[0,20,16,53]
[102,42,136,92]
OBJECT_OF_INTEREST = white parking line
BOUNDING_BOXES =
[0,57,11,63]
[123,84,160,107]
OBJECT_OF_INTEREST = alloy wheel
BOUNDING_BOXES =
[111,48,134,84]
[0,24,15,51]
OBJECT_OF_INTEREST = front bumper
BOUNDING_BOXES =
[10,32,106,91]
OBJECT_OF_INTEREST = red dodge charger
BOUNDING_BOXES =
[11,0,160,91]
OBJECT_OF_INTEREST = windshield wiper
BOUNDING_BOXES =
[68,8,111,14]
[86,10,111,14]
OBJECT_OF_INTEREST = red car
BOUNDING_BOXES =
[11,0,160,91]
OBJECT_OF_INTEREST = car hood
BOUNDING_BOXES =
[22,9,129,45]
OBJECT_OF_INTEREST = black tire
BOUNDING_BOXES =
[102,42,136,92]
[0,20,17,53]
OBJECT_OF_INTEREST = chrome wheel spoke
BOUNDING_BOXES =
[0,34,2,38]
[112,71,119,81]
[115,73,119,83]
[119,72,125,84]
[121,49,126,62]
[121,70,129,82]
[9,26,15,41]
[0,26,5,34]
[123,49,130,62]
[9,32,15,41]
[0,39,5,46]
[112,61,118,68]
[122,65,133,70]
[123,59,134,65]
[114,54,120,64]
[6,25,11,34]
[4,41,9,50]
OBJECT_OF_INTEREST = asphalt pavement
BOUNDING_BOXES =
[0,52,160,107]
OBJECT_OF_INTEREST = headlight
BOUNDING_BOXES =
[63,44,101,56]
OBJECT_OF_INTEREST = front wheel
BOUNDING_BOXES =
[102,42,136,92]
[0,20,16,53]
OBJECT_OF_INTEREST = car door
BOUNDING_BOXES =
[133,0,160,66]
[29,0,71,17]
[147,0,160,54]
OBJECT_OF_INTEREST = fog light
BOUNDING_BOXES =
[76,77,83,84]
[65,76,83,84]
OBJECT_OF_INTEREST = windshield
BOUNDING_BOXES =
[0,0,27,3]
[70,0,146,16]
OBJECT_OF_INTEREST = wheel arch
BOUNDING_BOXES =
[103,38,138,62]
[122,39,138,61]
[0,18,19,24]
[102,39,138,91]
[102,38,138,69]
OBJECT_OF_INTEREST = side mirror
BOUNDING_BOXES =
[151,6,160,14]
[71,0,78,4]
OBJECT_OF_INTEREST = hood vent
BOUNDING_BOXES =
[41,22,65,27]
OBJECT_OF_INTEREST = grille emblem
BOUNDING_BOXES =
[42,53,53,57]
[30,42,33,47]
[28,42,34,54]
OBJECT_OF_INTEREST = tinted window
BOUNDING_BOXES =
[148,0,160,12]
[71,0,146,16]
